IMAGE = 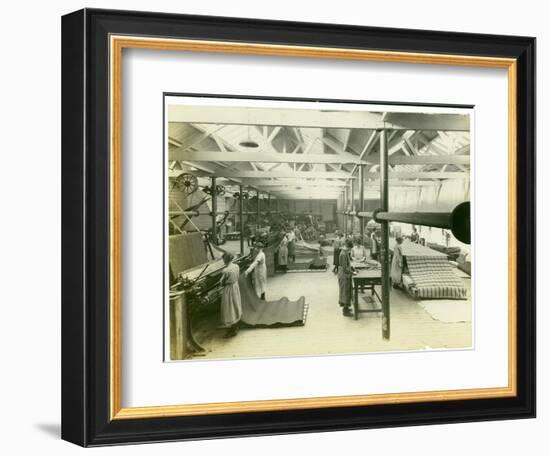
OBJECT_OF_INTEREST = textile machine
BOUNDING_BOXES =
[170,248,252,359]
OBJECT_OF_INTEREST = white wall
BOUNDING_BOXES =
[0,1,545,455]
[389,179,470,212]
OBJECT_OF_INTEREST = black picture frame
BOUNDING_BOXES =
[62,8,536,447]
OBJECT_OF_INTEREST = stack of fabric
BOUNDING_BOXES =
[399,242,467,300]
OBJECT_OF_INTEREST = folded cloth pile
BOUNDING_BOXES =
[405,255,467,300]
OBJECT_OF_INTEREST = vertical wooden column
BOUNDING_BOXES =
[211,177,217,245]
[359,164,365,240]
[239,184,244,254]
[350,179,355,234]
[380,129,390,340]
[256,190,261,225]
[267,194,271,214]
[343,187,348,234]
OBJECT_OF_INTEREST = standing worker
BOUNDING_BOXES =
[338,239,354,317]
[410,226,419,243]
[287,228,296,263]
[391,236,404,289]
[370,229,380,261]
[219,252,242,338]
[277,234,289,272]
[351,239,368,263]
[294,225,302,242]
[245,242,267,300]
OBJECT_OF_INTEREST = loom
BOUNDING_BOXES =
[170,250,252,359]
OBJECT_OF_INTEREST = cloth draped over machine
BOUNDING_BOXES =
[169,232,208,274]
[168,232,308,359]
[280,239,328,272]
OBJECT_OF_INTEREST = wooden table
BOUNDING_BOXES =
[352,269,382,320]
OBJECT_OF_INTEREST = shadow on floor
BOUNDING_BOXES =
[34,423,60,439]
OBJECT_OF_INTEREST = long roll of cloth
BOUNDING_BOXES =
[238,274,308,327]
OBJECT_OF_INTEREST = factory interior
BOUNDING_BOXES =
[167,105,472,361]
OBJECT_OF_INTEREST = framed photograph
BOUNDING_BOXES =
[61,8,536,447]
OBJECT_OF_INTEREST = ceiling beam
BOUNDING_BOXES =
[364,171,466,179]
[342,129,352,153]
[349,130,379,176]
[266,126,282,142]
[172,136,470,171]
[217,177,443,188]
[275,196,341,198]
[169,106,470,131]
[170,150,363,164]
[320,135,363,162]
[252,184,348,190]
[388,155,470,165]
[236,178,348,187]
[356,180,442,187]
[270,190,343,194]
[169,169,355,179]
[383,112,470,131]
[170,169,466,181]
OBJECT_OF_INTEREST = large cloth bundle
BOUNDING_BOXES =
[288,240,327,271]
[294,240,321,257]
[286,257,328,272]
[239,275,308,327]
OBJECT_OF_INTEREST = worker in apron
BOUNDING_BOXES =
[351,239,368,263]
[277,234,289,272]
[245,242,267,300]
[391,236,404,288]
[219,252,242,338]
[286,229,296,263]
[370,231,377,260]
[338,239,354,317]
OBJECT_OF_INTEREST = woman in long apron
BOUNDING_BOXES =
[219,252,242,338]
[338,239,354,317]
[277,235,289,272]
[370,230,379,260]
[286,229,296,263]
[245,243,267,300]
[391,236,404,289]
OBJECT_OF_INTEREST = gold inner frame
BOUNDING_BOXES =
[109,35,518,420]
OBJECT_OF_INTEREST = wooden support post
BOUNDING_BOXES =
[256,190,261,225]
[211,177,217,245]
[349,181,355,233]
[239,185,244,255]
[267,194,271,214]
[359,164,365,240]
[380,129,390,340]
[343,187,348,234]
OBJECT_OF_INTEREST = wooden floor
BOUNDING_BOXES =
[197,252,472,361]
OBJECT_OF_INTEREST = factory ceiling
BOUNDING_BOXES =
[167,107,470,200]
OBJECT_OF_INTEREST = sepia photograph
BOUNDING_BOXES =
[165,95,472,361]
[58,6,536,447]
